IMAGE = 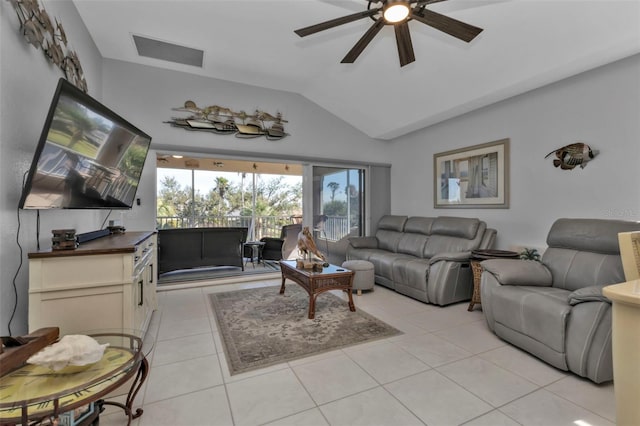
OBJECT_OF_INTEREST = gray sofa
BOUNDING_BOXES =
[346,215,496,306]
[481,218,640,383]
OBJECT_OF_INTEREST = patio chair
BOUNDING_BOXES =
[261,223,302,260]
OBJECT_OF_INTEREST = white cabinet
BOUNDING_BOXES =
[603,281,640,425]
[28,232,157,336]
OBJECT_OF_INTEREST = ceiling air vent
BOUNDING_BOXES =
[133,34,203,68]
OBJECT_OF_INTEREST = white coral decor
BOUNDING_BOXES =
[27,335,109,371]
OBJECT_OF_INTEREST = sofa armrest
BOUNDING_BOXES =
[482,259,553,286]
[260,237,285,251]
[348,236,378,249]
[568,285,611,306]
[428,251,471,265]
[260,236,284,244]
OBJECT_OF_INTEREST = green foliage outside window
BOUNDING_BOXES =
[156,174,302,230]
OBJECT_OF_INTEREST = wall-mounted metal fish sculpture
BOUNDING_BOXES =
[544,143,598,170]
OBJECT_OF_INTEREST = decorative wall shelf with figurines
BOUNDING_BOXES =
[165,101,289,140]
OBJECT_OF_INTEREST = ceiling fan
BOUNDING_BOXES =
[294,0,483,67]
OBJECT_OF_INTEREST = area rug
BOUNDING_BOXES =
[209,285,402,375]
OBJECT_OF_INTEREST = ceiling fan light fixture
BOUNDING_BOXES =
[383,1,410,23]
[294,0,483,66]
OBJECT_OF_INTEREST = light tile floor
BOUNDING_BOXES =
[99,278,616,426]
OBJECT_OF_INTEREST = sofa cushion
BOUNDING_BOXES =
[544,248,626,291]
[397,233,429,257]
[547,218,640,254]
[348,236,378,249]
[372,216,408,252]
[492,286,571,353]
[404,217,434,234]
[568,285,611,305]
[378,215,408,232]
[482,259,553,286]
[376,229,405,252]
[424,222,486,258]
[431,216,480,239]
[396,217,433,257]
[368,251,414,282]
[347,248,381,262]
[392,257,430,292]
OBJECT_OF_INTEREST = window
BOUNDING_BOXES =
[312,166,364,243]
[156,157,302,240]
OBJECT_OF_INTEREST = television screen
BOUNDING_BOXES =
[19,78,152,209]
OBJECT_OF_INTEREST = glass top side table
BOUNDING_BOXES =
[0,331,151,425]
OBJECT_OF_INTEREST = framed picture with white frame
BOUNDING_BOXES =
[434,138,510,208]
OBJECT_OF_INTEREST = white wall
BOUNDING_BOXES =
[100,59,390,231]
[389,54,640,251]
[0,10,389,334]
[3,1,637,336]
[0,0,104,334]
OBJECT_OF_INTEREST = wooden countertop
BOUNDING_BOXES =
[28,231,155,259]
[603,280,640,307]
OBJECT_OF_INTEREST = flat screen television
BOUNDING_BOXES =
[19,78,152,209]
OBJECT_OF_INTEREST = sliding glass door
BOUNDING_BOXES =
[156,155,371,264]
[311,166,365,262]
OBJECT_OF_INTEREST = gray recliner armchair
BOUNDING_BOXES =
[481,218,640,383]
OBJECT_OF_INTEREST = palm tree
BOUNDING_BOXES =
[214,176,230,211]
[327,181,340,202]
[156,201,177,228]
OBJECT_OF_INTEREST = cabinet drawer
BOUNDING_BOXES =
[30,254,129,290]
[33,291,125,335]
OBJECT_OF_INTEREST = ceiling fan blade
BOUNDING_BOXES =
[294,8,380,37]
[341,18,385,63]
[394,22,415,67]
[412,0,448,13]
[411,8,483,42]
[413,0,448,4]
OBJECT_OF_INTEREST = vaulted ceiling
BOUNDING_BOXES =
[73,0,640,140]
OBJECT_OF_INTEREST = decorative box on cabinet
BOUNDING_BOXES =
[28,231,157,336]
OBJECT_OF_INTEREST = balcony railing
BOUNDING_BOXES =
[157,215,296,240]
[156,215,352,241]
[317,216,351,242]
